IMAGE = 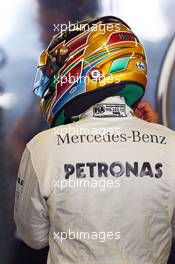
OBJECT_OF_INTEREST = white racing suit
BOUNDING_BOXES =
[14,96,175,264]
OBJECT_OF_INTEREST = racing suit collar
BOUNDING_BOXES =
[79,96,134,120]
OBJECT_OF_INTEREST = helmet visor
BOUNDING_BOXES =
[33,67,50,97]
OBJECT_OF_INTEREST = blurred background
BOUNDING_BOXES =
[0,0,174,263]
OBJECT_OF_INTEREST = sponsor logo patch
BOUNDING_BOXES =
[93,104,127,117]
[136,62,145,71]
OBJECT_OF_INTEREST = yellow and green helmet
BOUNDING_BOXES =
[33,16,147,127]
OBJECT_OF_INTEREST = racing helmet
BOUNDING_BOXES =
[33,16,147,127]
